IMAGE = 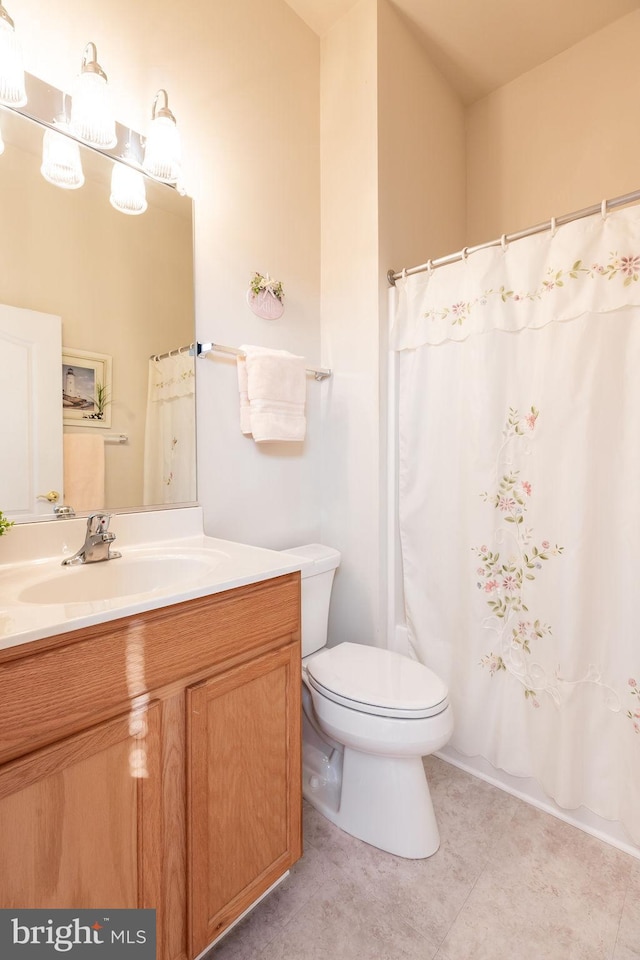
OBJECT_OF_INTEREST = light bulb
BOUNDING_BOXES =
[69,43,117,149]
[110,162,147,215]
[143,90,181,183]
[41,124,84,190]
[0,4,26,107]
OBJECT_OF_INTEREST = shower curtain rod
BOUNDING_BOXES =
[387,187,640,285]
[150,343,195,361]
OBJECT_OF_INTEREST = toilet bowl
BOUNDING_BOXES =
[283,544,453,860]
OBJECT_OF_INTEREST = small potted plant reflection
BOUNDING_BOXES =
[0,511,14,537]
[83,382,109,421]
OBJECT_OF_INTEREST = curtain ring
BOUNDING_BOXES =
[426,259,433,276]
[461,247,469,262]
[500,234,508,253]
[601,199,608,220]
[401,267,407,279]
[550,216,557,238]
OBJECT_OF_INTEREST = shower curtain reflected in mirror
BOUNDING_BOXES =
[143,352,196,505]
[391,207,640,845]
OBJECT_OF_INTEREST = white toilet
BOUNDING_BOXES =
[283,544,453,859]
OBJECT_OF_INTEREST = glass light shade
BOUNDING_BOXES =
[69,66,116,148]
[41,127,85,190]
[110,163,147,215]
[143,114,181,183]
[0,13,27,107]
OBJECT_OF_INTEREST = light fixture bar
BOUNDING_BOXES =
[4,71,183,194]
[5,71,144,166]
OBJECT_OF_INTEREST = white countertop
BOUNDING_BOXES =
[0,508,305,652]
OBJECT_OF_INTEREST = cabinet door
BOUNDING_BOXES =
[188,642,302,956]
[0,705,162,913]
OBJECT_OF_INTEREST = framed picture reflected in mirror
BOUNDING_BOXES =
[62,348,112,428]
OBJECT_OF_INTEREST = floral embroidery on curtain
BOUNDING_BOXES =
[474,406,564,708]
[425,254,640,328]
[628,680,640,734]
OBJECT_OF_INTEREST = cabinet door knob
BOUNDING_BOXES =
[37,490,60,503]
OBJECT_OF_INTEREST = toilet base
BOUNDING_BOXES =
[304,742,440,859]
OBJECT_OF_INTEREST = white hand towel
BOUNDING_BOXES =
[63,433,105,512]
[238,345,307,442]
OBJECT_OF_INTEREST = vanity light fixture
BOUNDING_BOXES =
[69,42,117,149]
[142,89,181,183]
[0,2,27,107]
[41,120,85,190]
[110,160,148,215]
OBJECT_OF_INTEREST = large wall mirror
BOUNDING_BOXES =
[0,106,196,522]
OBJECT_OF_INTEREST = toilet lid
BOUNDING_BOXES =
[305,643,448,719]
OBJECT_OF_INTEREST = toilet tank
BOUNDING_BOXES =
[280,544,341,657]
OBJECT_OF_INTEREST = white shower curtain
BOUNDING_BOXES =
[392,207,640,845]
[143,352,196,505]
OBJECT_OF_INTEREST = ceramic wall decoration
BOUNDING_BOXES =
[247,272,284,320]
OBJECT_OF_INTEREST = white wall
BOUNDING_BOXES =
[319,0,466,646]
[15,0,323,550]
[319,0,382,645]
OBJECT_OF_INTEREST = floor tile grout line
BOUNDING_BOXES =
[246,894,312,960]
[431,850,492,955]
[610,879,631,960]
[429,798,524,954]
[213,862,328,960]
[303,789,524,951]
[302,826,445,953]
[258,866,347,958]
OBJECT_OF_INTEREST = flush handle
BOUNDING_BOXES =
[37,490,60,503]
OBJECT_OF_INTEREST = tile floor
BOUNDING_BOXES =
[209,757,640,960]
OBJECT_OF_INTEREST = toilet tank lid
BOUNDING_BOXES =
[280,543,341,578]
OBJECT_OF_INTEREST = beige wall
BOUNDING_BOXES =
[15,0,322,548]
[467,10,640,244]
[378,1,466,272]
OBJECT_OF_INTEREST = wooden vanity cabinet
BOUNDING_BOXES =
[0,573,302,960]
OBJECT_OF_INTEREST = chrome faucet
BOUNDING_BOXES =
[61,513,122,566]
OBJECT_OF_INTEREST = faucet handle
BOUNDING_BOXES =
[87,512,112,535]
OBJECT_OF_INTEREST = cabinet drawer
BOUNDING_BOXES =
[0,573,300,763]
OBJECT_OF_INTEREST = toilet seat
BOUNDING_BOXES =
[305,642,449,719]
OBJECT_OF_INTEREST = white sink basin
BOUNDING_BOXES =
[18,551,228,605]
[0,514,305,652]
